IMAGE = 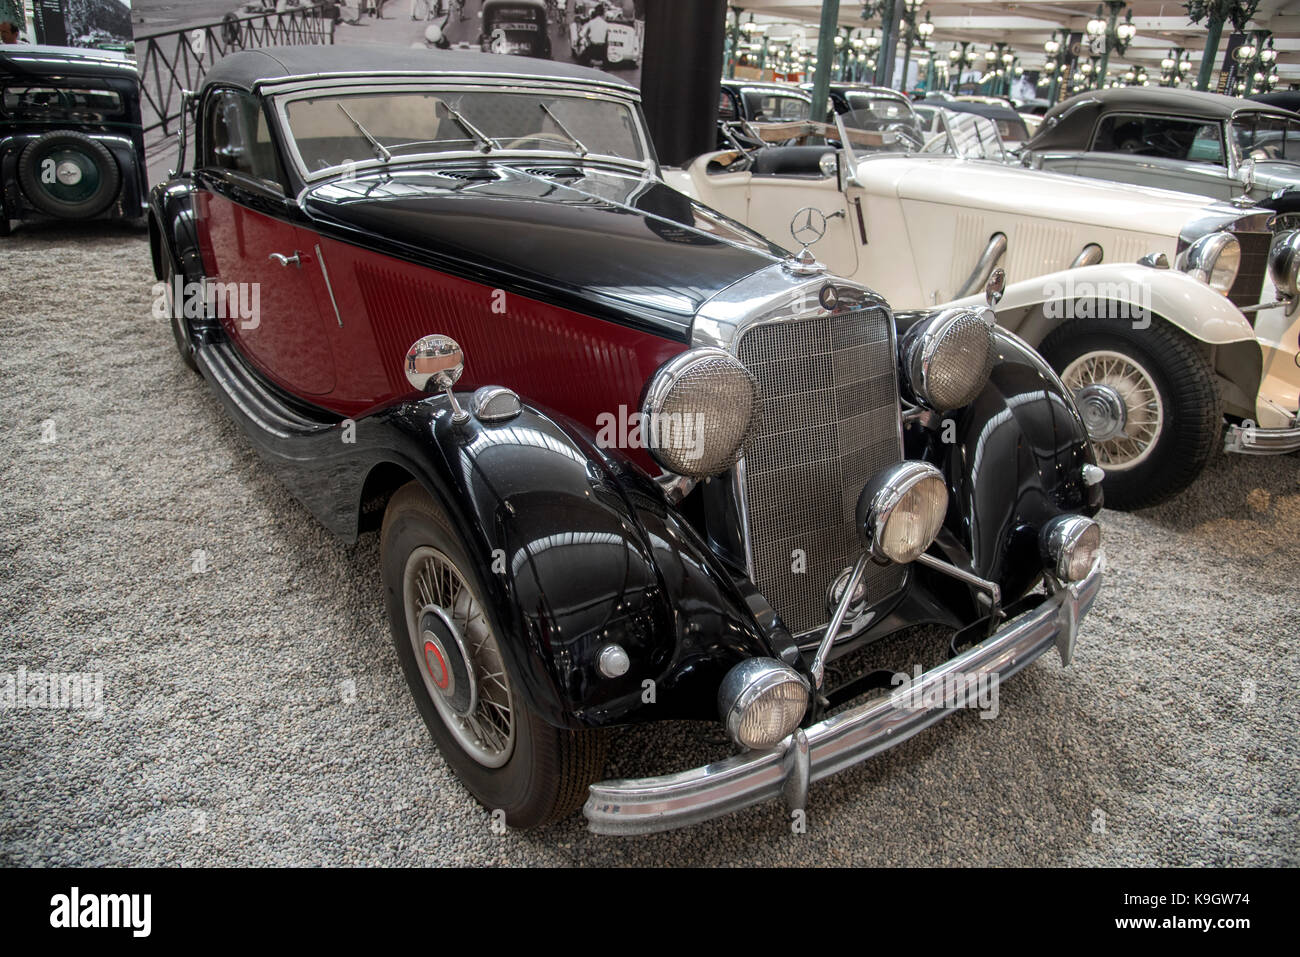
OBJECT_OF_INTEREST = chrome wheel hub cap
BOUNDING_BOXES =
[1075,383,1128,442]
[1062,350,1164,471]
[403,546,515,768]
[56,161,83,186]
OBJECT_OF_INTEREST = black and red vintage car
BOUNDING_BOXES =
[148,45,1105,834]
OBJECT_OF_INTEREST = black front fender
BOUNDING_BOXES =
[373,402,784,731]
[905,330,1102,603]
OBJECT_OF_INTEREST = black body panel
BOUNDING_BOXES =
[299,165,787,339]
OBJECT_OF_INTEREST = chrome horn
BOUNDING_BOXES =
[405,335,470,423]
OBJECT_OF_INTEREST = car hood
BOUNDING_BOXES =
[861,155,1216,237]
[300,164,786,340]
[1253,161,1300,194]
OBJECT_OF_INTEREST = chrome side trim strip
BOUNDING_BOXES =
[314,243,342,328]
[583,555,1103,835]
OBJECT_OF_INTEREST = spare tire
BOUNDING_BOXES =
[18,131,122,220]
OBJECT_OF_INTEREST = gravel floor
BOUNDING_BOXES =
[2,224,1297,867]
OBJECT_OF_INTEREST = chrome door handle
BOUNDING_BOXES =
[268,251,301,268]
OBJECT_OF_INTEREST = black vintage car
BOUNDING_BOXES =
[148,45,1104,833]
[479,0,552,58]
[717,78,813,150]
[0,45,148,234]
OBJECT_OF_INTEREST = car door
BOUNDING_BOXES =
[194,88,337,397]
[1070,112,1235,201]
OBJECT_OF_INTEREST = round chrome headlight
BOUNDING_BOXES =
[641,348,760,478]
[902,307,996,412]
[856,461,949,564]
[1179,231,1240,294]
[1040,515,1102,582]
[818,150,839,178]
[1268,229,1300,300]
[718,658,809,750]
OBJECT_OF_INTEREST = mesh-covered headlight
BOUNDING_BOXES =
[1268,230,1300,300]
[718,658,809,750]
[1179,231,1240,294]
[902,308,996,412]
[857,461,949,564]
[641,348,760,478]
[1040,515,1102,582]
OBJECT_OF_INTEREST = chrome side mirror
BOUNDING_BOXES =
[406,334,469,422]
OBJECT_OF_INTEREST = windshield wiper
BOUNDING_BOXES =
[442,103,498,154]
[337,104,391,163]
[538,102,588,156]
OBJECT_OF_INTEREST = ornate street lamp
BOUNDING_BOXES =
[899,0,927,94]
[1086,4,1136,87]
[1185,1,1263,92]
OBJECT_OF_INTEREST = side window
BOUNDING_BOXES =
[205,90,286,188]
[718,89,738,122]
[1091,113,1224,166]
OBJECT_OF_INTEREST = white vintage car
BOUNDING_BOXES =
[667,88,1300,510]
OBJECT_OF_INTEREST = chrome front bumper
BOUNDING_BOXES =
[583,556,1104,836]
[1224,417,1300,454]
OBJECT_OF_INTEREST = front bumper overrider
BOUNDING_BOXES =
[583,555,1104,835]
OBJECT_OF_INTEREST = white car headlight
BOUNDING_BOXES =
[718,658,809,750]
[857,461,949,564]
[641,348,760,478]
[1268,229,1300,300]
[1179,231,1240,295]
[901,307,996,412]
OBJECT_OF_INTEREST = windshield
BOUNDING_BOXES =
[1,84,123,120]
[843,92,918,127]
[836,108,1000,161]
[279,88,647,174]
[741,90,810,122]
[1231,113,1300,164]
[942,113,1007,160]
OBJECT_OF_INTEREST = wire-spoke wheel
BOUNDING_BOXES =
[382,481,608,828]
[1061,350,1164,471]
[402,545,516,768]
[1040,316,1221,511]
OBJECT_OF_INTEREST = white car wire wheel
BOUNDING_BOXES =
[381,481,608,828]
[1040,316,1221,510]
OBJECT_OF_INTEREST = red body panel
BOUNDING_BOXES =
[196,192,687,471]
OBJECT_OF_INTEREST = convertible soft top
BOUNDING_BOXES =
[1027,86,1294,152]
[200,45,639,95]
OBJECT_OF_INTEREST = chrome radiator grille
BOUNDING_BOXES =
[735,306,905,636]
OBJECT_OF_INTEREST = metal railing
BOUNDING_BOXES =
[135,4,336,142]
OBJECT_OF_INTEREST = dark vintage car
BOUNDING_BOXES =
[149,45,1104,833]
[717,78,813,151]
[479,0,552,58]
[0,45,148,234]
[1021,87,1299,204]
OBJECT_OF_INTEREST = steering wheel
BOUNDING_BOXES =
[504,132,575,151]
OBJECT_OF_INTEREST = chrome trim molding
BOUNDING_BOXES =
[314,243,343,327]
[584,555,1104,835]
[1224,418,1300,454]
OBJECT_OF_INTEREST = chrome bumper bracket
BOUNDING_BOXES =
[781,728,810,813]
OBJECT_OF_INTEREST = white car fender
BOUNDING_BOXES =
[939,262,1258,350]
